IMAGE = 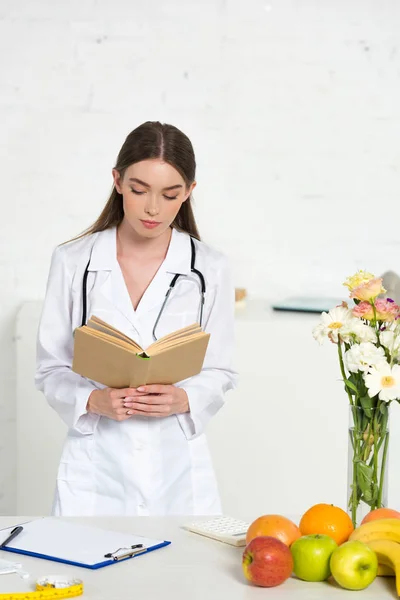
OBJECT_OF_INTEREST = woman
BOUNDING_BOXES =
[35,121,238,517]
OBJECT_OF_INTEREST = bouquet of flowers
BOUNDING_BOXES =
[313,270,400,527]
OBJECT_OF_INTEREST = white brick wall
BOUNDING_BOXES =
[1,0,400,513]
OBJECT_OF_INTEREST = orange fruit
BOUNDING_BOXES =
[361,507,400,525]
[246,514,301,547]
[299,503,354,545]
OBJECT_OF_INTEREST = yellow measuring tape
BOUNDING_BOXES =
[0,577,83,600]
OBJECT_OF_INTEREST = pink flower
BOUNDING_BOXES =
[353,302,374,320]
[350,278,386,302]
[375,298,400,321]
[353,298,400,322]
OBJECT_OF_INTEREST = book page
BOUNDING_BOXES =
[146,323,201,354]
[88,316,143,352]
[160,324,201,342]
[148,332,208,356]
[81,328,140,354]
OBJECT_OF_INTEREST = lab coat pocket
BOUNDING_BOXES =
[56,460,96,516]
[57,460,94,483]
[58,435,95,483]
[153,311,187,339]
[161,278,204,331]
[56,437,96,515]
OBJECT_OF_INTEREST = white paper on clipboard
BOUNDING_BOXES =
[0,517,170,568]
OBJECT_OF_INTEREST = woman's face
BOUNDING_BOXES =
[113,159,195,239]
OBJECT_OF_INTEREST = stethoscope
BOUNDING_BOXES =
[81,236,206,341]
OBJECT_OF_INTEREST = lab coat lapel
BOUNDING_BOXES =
[88,227,137,327]
[110,265,138,325]
[134,228,191,317]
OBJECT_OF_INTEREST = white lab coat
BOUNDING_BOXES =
[35,226,238,516]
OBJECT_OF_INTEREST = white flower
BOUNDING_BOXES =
[364,362,400,402]
[313,305,369,344]
[345,342,386,373]
[350,322,377,344]
[380,323,400,359]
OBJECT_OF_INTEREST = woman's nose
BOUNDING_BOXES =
[145,195,160,216]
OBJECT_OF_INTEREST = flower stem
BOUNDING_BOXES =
[339,338,361,525]
[372,430,378,510]
[337,339,354,406]
[377,431,390,508]
[372,303,381,345]
[351,445,358,527]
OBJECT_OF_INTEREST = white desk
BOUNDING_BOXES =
[0,517,396,599]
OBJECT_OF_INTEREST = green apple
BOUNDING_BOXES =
[291,534,338,581]
[330,540,378,590]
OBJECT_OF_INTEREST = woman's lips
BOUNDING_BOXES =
[140,220,161,229]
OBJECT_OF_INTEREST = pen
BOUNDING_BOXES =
[104,544,144,558]
[113,548,147,561]
[0,526,23,548]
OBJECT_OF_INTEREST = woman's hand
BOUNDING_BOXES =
[123,385,189,418]
[86,387,147,421]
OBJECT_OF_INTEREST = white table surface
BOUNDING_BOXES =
[0,517,397,600]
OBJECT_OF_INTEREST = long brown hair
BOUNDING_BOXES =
[76,121,200,241]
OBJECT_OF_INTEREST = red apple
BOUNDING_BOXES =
[242,536,294,587]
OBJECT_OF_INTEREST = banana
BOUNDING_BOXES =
[365,539,400,594]
[378,563,395,577]
[349,519,400,544]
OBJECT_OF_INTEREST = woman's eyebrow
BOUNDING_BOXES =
[128,177,183,191]
[163,184,183,191]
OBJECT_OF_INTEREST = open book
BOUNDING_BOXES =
[72,316,210,388]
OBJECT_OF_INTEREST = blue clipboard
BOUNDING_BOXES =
[0,518,171,570]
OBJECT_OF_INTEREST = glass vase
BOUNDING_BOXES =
[347,404,390,528]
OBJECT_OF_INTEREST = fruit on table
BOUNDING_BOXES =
[377,564,394,576]
[242,535,294,587]
[246,514,301,546]
[290,534,337,582]
[349,518,400,544]
[299,503,354,545]
[330,540,378,591]
[364,539,400,595]
[361,507,400,525]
